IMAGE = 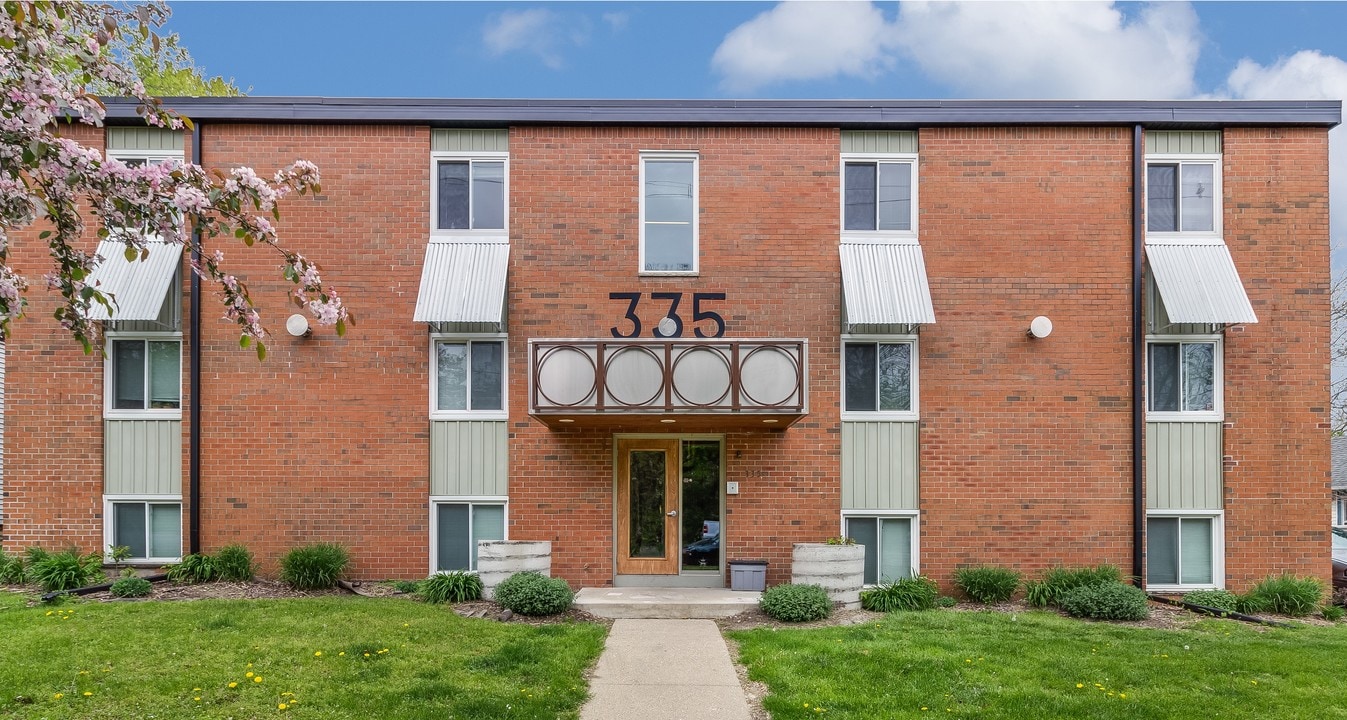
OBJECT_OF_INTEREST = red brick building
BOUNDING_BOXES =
[0,99,1337,593]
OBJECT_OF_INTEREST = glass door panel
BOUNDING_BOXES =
[680,440,722,571]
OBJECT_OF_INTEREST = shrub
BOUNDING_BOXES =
[109,576,153,598]
[760,583,832,622]
[1024,565,1123,608]
[166,553,218,584]
[28,548,105,592]
[1323,604,1345,622]
[954,565,1021,604]
[421,571,483,604]
[861,576,939,612]
[213,544,256,582]
[280,544,349,590]
[493,571,573,616]
[391,579,422,594]
[0,549,26,584]
[1334,587,1347,609]
[1239,574,1324,617]
[1182,589,1239,613]
[937,595,957,608]
[1058,583,1150,621]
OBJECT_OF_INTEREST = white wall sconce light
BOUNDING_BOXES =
[285,313,312,338]
[1028,315,1053,339]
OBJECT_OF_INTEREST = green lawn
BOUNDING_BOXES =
[731,609,1347,720]
[0,591,606,719]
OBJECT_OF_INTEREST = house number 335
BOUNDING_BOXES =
[608,292,727,338]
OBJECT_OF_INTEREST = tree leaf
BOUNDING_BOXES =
[255,343,266,361]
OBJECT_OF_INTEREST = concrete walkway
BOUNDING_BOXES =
[580,619,752,720]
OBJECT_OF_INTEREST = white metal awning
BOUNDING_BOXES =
[840,243,936,326]
[1146,242,1257,324]
[413,242,510,323]
[86,239,183,321]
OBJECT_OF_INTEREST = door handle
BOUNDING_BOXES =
[667,510,678,517]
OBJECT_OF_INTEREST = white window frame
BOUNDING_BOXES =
[103,494,183,563]
[1334,495,1347,527]
[429,496,509,575]
[840,334,919,421]
[103,331,183,420]
[639,151,700,276]
[107,146,184,167]
[429,333,508,420]
[1146,510,1224,592]
[429,151,509,242]
[841,510,920,586]
[840,153,919,244]
[1145,334,1222,422]
[1144,154,1223,243]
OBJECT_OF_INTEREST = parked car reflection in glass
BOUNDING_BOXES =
[682,534,719,568]
[1332,527,1347,590]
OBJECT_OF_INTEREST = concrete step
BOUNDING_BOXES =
[574,586,762,619]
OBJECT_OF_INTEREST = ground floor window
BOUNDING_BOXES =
[106,498,181,561]
[433,500,506,572]
[1147,514,1222,588]
[844,514,916,584]
[1336,496,1347,527]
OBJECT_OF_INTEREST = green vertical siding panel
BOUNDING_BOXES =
[107,127,184,152]
[431,129,509,153]
[430,421,508,496]
[841,421,919,510]
[104,420,181,495]
[1145,130,1222,155]
[1146,422,1222,510]
[841,131,918,154]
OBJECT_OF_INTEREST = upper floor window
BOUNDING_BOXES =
[843,338,916,419]
[1146,159,1219,235]
[1147,338,1219,418]
[433,156,507,235]
[640,152,698,274]
[432,336,505,418]
[843,159,916,234]
[105,335,181,419]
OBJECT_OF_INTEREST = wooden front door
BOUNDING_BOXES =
[616,439,680,575]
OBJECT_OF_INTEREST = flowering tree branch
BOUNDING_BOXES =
[1,1,350,358]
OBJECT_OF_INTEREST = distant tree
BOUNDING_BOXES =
[108,28,246,97]
[1,1,348,357]
[1333,272,1347,433]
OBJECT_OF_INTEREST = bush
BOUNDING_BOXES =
[954,565,1021,604]
[213,544,256,582]
[1239,574,1324,617]
[493,571,573,616]
[280,544,349,590]
[1058,582,1150,621]
[861,575,939,612]
[421,571,483,604]
[165,553,218,584]
[1334,587,1347,609]
[1182,589,1239,613]
[1323,604,1345,622]
[1024,565,1124,608]
[0,549,26,584]
[109,576,153,598]
[760,583,832,622]
[28,548,105,592]
[391,579,422,594]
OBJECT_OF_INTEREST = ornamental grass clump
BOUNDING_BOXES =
[953,565,1021,604]
[1024,564,1124,608]
[1238,574,1324,617]
[760,583,832,622]
[213,544,256,582]
[861,576,939,612]
[421,571,483,604]
[28,548,105,593]
[109,576,153,598]
[1183,589,1240,613]
[165,553,219,584]
[280,543,349,590]
[493,572,573,616]
[1057,583,1150,621]
[0,548,26,584]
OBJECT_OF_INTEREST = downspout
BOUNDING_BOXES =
[1131,123,1145,584]
[189,122,203,555]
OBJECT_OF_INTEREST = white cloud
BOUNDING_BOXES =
[602,12,629,32]
[711,1,899,93]
[483,8,590,70]
[892,1,1200,99]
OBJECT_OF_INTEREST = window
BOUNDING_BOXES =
[432,337,505,417]
[1147,339,1219,417]
[843,339,916,418]
[1147,514,1221,588]
[433,501,506,572]
[843,159,915,234]
[640,153,698,273]
[106,499,181,561]
[1335,496,1346,527]
[1146,160,1219,234]
[844,515,916,584]
[106,336,181,417]
[432,157,506,233]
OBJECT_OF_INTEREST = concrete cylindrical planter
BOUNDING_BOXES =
[791,543,865,609]
[477,540,552,600]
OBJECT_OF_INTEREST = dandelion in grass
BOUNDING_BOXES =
[194,697,201,702]
[314,651,322,657]
[1076,684,1084,688]
[52,693,63,700]
[278,703,289,710]
[339,652,345,656]
[228,682,238,689]
[246,672,255,678]
[82,692,92,697]
[254,676,264,684]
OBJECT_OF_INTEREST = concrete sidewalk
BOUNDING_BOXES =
[580,619,753,720]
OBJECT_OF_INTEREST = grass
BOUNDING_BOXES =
[731,609,1347,719]
[0,591,606,719]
